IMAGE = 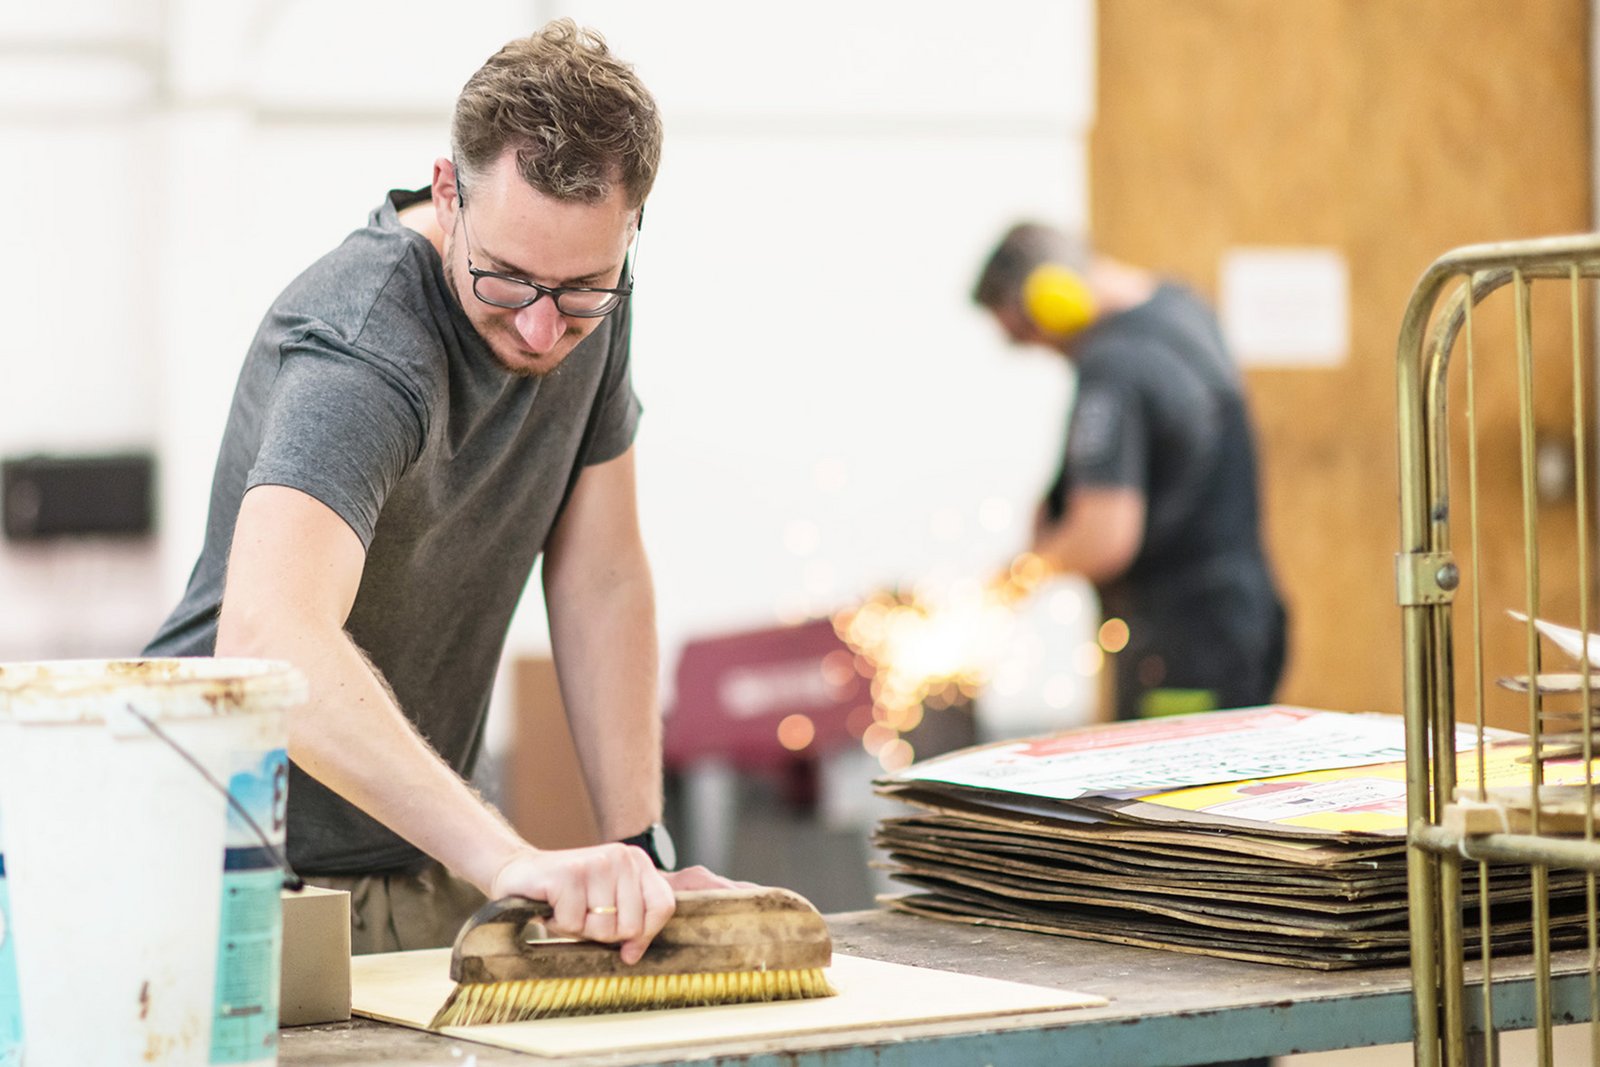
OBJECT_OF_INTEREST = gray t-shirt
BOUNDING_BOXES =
[145,188,641,875]
[1045,283,1266,591]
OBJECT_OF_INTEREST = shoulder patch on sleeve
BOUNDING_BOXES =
[1068,385,1124,465]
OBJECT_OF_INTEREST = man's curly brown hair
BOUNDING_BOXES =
[452,19,661,208]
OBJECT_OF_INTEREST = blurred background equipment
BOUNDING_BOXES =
[1,453,154,541]
[662,603,997,911]
[488,574,1090,914]
[833,581,1021,766]
[665,617,866,785]
[0,451,163,661]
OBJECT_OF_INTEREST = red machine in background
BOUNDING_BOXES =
[660,608,982,894]
[663,617,866,776]
[663,611,978,805]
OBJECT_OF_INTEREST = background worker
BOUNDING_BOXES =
[975,222,1288,723]
[145,20,731,957]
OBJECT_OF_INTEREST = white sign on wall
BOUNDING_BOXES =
[1220,247,1350,368]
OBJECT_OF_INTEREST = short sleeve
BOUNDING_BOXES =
[246,335,427,547]
[1066,380,1146,493]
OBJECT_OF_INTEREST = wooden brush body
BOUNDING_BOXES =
[452,887,832,982]
[432,887,836,1026]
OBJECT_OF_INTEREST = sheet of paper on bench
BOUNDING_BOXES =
[350,948,1106,1058]
[1512,611,1600,669]
[896,706,1413,801]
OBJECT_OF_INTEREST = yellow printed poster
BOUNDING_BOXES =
[1139,743,1600,835]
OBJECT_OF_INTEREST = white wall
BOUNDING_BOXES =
[0,3,166,656]
[0,0,1099,738]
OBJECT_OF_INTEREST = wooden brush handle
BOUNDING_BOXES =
[450,887,833,983]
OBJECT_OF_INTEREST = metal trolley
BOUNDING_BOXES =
[1399,234,1600,1066]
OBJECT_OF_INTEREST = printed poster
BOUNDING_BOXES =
[896,706,1420,801]
[1132,741,1600,835]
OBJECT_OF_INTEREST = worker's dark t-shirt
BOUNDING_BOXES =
[145,189,641,875]
[1045,283,1285,719]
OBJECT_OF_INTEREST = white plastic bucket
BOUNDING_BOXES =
[0,658,306,1067]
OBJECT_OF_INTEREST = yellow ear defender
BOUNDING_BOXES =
[1021,263,1097,337]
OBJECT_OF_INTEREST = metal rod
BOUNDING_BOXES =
[1515,271,1556,1065]
[1434,368,1462,1062]
[1399,252,1456,1067]
[1465,278,1488,797]
[1515,269,1545,808]
[1568,266,1600,1067]
[1478,858,1499,1067]
[1443,851,1469,1065]
[1415,824,1600,870]
[1513,270,1555,1064]
[1464,282,1498,1067]
[1437,607,1467,1065]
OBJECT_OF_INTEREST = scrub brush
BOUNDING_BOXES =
[430,886,836,1027]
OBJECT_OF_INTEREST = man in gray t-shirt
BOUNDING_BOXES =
[147,21,728,955]
[974,223,1287,728]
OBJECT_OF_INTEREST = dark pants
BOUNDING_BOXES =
[305,860,487,955]
[1110,593,1288,722]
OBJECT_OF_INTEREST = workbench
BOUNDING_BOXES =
[280,909,1596,1066]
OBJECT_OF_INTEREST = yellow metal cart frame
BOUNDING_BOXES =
[1400,235,1600,1066]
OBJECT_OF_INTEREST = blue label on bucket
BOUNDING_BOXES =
[208,748,288,1066]
[0,854,21,1063]
[225,749,290,848]
[0,801,20,1062]
[209,866,281,1064]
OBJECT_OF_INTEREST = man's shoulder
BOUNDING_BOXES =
[1086,286,1226,374]
[287,212,434,317]
[1099,283,1209,337]
[266,210,456,383]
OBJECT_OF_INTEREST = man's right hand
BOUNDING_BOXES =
[488,844,670,963]
[487,845,742,964]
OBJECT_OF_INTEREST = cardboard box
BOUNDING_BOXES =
[507,656,601,849]
[280,885,351,1026]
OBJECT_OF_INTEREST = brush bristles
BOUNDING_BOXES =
[430,967,837,1028]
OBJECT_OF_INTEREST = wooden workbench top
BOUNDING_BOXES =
[279,908,1592,1067]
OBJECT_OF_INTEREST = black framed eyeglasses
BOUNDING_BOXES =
[456,185,634,318]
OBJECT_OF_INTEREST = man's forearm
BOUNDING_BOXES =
[1030,486,1146,584]
[546,564,663,843]
[1032,519,1109,578]
[217,614,526,893]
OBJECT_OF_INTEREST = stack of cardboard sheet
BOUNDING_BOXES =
[874,706,1596,969]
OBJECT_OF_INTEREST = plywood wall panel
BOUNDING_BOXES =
[1092,0,1591,726]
